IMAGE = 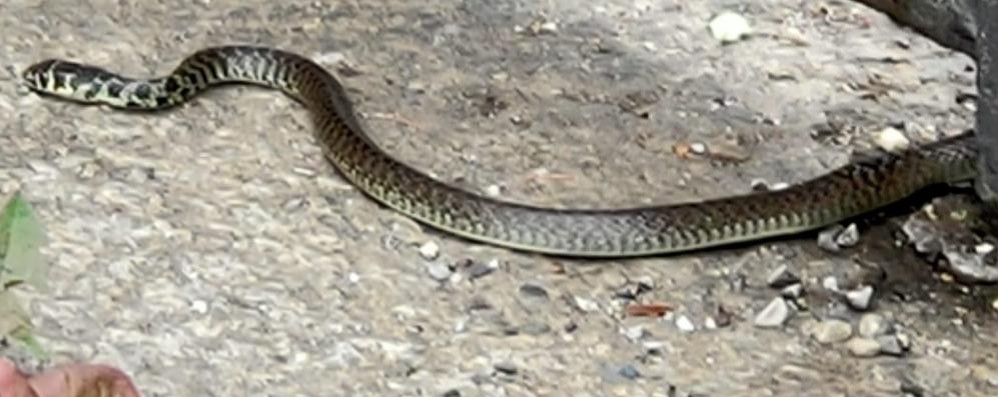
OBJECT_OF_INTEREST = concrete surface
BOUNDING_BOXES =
[1,0,996,396]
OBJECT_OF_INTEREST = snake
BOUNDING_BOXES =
[19,45,980,258]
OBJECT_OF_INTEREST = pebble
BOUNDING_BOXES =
[419,241,440,260]
[846,337,882,357]
[844,285,875,311]
[467,260,499,279]
[426,263,453,281]
[877,334,908,356]
[942,245,998,283]
[634,275,656,290]
[817,225,844,251]
[770,182,790,191]
[704,316,718,330]
[766,264,801,288]
[493,362,518,375]
[835,223,860,247]
[675,315,696,333]
[971,365,998,386]
[623,325,646,342]
[518,282,549,299]
[812,319,853,344]
[874,127,911,152]
[750,178,770,191]
[617,364,641,380]
[977,242,995,254]
[780,283,804,299]
[754,297,791,328]
[774,364,822,383]
[901,217,943,255]
[821,276,840,292]
[857,313,887,337]
[689,142,707,154]
[189,299,208,315]
[574,296,600,313]
[484,184,502,197]
[518,322,551,335]
[708,11,752,43]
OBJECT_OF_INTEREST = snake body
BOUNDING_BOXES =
[20,46,980,257]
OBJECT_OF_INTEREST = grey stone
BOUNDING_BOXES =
[942,245,998,283]
[812,319,853,344]
[767,264,801,288]
[877,334,909,356]
[617,364,640,380]
[754,297,791,328]
[426,263,453,281]
[493,362,518,375]
[846,337,882,357]
[835,223,861,247]
[467,261,498,279]
[518,322,551,335]
[845,285,875,311]
[780,283,804,299]
[518,282,549,299]
[818,225,845,252]
[858,313,887,337]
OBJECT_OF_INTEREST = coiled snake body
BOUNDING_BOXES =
[21,46,980,257]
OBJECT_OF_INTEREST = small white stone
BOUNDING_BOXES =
[574,296,599,312]
[845,285,875,311]
[676,315,696,333]
[708,11,752,43]
[704,316,718,330]
[770,182,790,191]
[835,223,860,247]
[822,276,840,291]
[623,325,646,341]
[976,243,994,255]
[689,142,707,154]
[426,263,453,281]
[190,299,208,315]
[538,21,558,34]
[754,297,791,328]
[874,127,910,152]
[347,272,360,283]
[418,241,440,260]
[484,184,503,197]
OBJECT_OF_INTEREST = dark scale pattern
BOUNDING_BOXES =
[18,46,983,257]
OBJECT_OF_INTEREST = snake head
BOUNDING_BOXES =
[20,59,123,105]
[20,59,61,92]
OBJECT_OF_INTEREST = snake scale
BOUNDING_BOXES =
[20,45,980,257]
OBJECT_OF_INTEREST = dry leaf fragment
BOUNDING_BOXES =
[625,303,674,317]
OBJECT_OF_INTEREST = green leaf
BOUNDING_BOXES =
[0,192,49,290]
[0,288,29,336]
[9,325,48,360]
[0,288,44,360]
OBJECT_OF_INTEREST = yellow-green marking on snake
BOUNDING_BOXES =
[20,46,980,257]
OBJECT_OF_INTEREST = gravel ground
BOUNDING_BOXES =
[2,0,997,396]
